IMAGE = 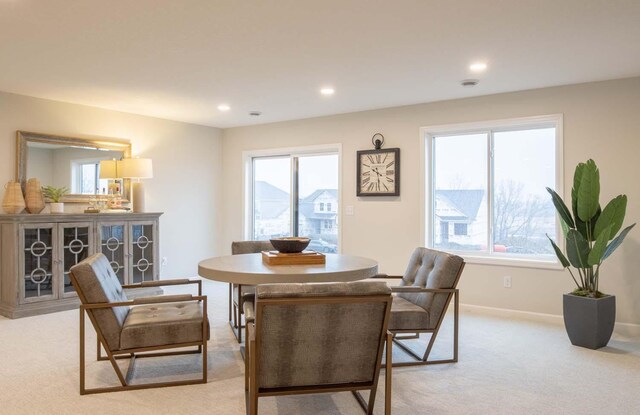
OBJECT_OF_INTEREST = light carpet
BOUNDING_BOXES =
[0,279,638,415]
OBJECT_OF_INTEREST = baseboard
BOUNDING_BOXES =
[460,303,640,338]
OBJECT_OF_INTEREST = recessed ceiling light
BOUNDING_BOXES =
[217,104,230,111]
[469,62,488,72]
[320,87,335,96]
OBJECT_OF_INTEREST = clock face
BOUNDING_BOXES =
[357,149,399,196]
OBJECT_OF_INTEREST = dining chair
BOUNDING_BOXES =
[229,240,274,343]
[243,281,393,415]
[70,253,209,394]
[373,247,465,367]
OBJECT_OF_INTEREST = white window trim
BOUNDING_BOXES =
[242,143,343,253]
[419,114,564,270]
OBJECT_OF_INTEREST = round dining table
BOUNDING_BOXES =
[198,253,378,285]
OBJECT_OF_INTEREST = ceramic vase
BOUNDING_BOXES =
[25,178,45,214]
[50,203,64,214]
[2,181,26,214]
[563,294,615,349]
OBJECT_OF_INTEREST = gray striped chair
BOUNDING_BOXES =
[244,281,393,415]
[374,247,465,367]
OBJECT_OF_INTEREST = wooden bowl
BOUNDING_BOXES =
[270,237,311,253]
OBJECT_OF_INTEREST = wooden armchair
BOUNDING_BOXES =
[243,281,393,415]
[69,253,208,394]
[373,247,465,367]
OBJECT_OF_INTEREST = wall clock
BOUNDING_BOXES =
[356,134,400,196]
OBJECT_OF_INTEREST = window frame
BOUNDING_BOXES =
[243,144,342,252]
[420,114,564,269]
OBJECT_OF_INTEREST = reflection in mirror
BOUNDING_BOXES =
[26,142,123,195]
[17,131,132,203]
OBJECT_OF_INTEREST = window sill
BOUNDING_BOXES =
[451,253,564,271]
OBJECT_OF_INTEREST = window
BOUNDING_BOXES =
[246,145,340,253]
[71,160,110,194]
[423,115,562,265]
[454,223,468,236]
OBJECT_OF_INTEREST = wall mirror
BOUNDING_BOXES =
[16,131,132,203]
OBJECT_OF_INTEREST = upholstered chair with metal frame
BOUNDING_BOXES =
[69,253,209,394]
[373,247,465,367]
[229,240,274,343]
[243,281,393,415]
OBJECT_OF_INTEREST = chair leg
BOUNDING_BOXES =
[202,301,208,384]
[248,334,258,415]
[80,308,86,395]
[244,324,250,392]
[228,283,233,323]
[385,332,392,415]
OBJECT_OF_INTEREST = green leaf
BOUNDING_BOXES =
[546,187,575,229]
[566,229,590,269]
[571,163,585,216]
[560,219,570,237]
[602,223,636,261]
[547,234,570,268]
[577,159,600,222]
[575,206,600,241]
[572,163,599,241]
[588,225,611,266]
[594,195,627,240]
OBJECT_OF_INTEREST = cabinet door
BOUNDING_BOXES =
[59,222,94,298]
[97,222,128,285]
[20,224,57,303]
[130,221,156,284]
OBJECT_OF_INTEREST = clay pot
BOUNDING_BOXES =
[2,181,26,214]
[25,178,45,214]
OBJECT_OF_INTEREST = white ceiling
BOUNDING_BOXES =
[1,0,639,128]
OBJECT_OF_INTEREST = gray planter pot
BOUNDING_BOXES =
[563,294,615,350]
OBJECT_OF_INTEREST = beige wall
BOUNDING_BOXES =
[222,77,640,326]
[0,91,223,278]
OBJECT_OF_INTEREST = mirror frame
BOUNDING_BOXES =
[16,131,132,203]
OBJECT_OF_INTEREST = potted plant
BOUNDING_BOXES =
[42,185,69,214]
[546,159,635,349]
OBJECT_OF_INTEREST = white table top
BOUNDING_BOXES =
[198,253,378,285]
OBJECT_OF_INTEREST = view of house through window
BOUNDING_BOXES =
[252,152,339,253]
[72,161,110,195]
[427,118,559,261]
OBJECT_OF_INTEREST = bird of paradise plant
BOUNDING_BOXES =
[546,159,635,298]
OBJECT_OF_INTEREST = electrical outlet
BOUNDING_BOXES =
[161,257,168,267]
[345,205,354,215]
[503,276,512,288]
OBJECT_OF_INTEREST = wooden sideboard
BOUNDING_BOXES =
[0,212,163,318]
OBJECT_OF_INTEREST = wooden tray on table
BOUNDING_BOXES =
[261,250,326,265]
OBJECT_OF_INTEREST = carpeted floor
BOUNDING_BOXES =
[1,278,638,414]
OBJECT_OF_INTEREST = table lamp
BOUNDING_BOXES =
[99,159,121,180]
[120,158,153,213]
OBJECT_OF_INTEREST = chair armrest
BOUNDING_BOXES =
[391,287,458,293]
[122,279,202,295]
[370,274,403,279]
[132,294,195,304]
[243,300,255,323]
[81,294,207,309]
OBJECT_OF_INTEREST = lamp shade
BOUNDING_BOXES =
[120,158,153,179]
[99,159,121,179]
